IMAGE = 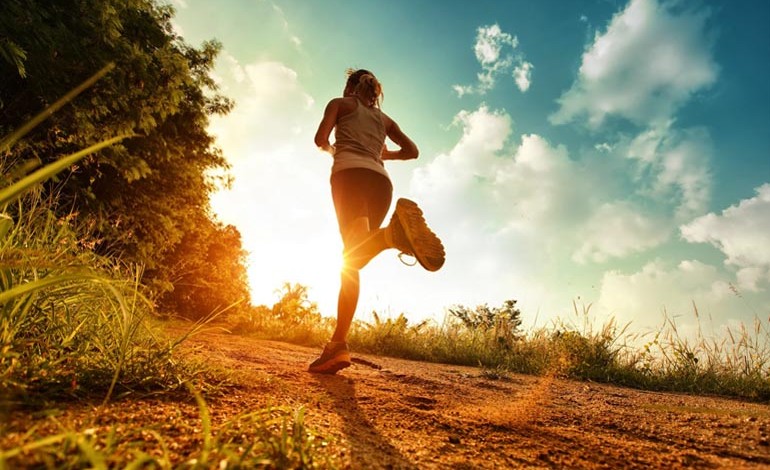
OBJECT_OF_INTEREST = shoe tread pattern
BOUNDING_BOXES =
[393,198,445,272]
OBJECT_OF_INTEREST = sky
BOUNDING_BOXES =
[169,0,770,338]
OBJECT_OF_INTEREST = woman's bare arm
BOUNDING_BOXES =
[381,113,419,160]
[314,98,341,154]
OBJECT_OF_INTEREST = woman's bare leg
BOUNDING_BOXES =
[330,265,359,342]
[330,217,391,342]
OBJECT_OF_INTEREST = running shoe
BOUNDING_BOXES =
[388,198,445,272]
[308,341,352,374]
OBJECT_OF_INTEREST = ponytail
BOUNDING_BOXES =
[345,68,383,107]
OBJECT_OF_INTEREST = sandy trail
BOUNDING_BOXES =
[181,328,770,469]
[2,327,769,468]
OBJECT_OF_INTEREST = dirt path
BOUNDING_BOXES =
[3,327,770,468]
[180,328,770,469]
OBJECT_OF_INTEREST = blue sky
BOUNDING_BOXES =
[170,0,770,337]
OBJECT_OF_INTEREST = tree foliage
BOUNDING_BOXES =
[0,0,250,315]
[271,283,323,326]
[157,215,250,319]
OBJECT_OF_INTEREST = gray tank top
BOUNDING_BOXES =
[331,100,389,179]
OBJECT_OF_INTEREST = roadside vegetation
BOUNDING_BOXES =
[233,286,770,402]
[0,1,331,467]
[0,64,330,470]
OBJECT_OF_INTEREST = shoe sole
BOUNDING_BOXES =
[308,352,352,374]
[394,199,445,272]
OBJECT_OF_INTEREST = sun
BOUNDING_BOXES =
[240,229,343,315]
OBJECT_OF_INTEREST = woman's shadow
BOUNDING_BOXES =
[312,374,416,469]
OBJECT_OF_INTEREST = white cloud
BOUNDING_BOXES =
[547,0,716,262]
[209,60,314,152]
[406,103,727,328]
[475,24,517,63]
[408,106,624,317]
[681,183,770,291]
[490,134,589,234]
[404,106,748,332]
[410,105,691,269]
[625,124,713,220]
[573,202,670,263]
[513,61,533,92]
[411,106,587,234]
[595,259,736,333]
[271,2,303,51]
[453,84,473,97]
[454,24,533,96]
[736,267,769,293]
[568,123,714,264]
[550,0,718,128]
[555,122,714,265]
[215,51,245,85]
[410,105,511,212]
[592,185,770,334]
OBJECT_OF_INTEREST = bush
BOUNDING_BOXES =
[228,283,334,346]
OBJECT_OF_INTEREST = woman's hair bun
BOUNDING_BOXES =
[346,68,383,107]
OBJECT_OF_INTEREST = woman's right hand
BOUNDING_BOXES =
[382,115,419,161]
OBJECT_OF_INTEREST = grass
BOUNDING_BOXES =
[1,67,333,468]
[0,385,338,469]
[0,168,332,470]
[228,284,336,347]
[628,309,770,398]
[1,165,189,405]
[236,296,770,402]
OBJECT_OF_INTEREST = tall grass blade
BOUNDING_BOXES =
[0,273,101,305]
[0,432,73,460]
[0,63,115,153]
[0,214,12,240]
[0,135,131,208]
[185,381,213,466]
[75,437,107,469]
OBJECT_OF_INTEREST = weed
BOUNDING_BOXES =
[0,384,338,469]
[238,294,770,402]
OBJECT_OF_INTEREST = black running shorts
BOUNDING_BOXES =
[330,168,393,244]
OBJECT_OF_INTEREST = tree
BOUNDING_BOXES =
[271,283,322,326]
[0,0,249,314]
[157,215,251,320]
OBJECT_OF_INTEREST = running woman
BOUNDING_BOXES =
[309,68,445,374]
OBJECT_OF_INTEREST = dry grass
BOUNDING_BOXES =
[236,297,770,402]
